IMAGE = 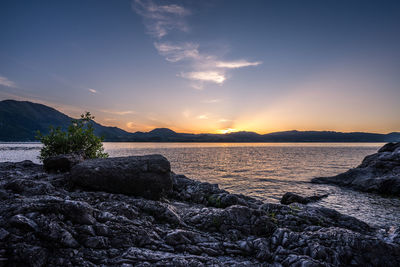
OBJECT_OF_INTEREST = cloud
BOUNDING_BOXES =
[180,71,226,84]
[101,109,135,115]
[103,118,117,122]
[88,88,97,94]
[154,42,200,62]
[203,99,221,104]
[126,122,136,129]
[0,76,16,88]
[182,109,191,118]
[132,0,190,38]
[156,40,261,86]
[133,1,262,87]
[189,83,204,90]
[216,60,262,69]
[197,114,208,119]
[219,118,231,122]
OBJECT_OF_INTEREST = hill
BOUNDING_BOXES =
[0,100,132,141]
[1,99,399,142]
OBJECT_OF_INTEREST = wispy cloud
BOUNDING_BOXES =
[101,109,135,115]
[133,0,262,88]
[180,71,226,85]
[216,60,262,69]
[0,76,16,88]
[88,88,97,94]
[197,114,209,119]
[132,0,190,38]
[154,42,200,62]
[154,41,261,87]
[203,99,221,104]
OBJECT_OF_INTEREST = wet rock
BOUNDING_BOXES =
[280,192,328,205]
[70,155,172,200]
[43,153,84,173]
[312,142,400,196]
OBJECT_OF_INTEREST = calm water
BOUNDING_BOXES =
[1,142,399,228]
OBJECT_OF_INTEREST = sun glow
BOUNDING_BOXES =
[217,128,238,134]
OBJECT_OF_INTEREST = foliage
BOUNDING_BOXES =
[36,112,108,161]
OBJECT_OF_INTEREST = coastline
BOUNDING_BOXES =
[0,155,399,266]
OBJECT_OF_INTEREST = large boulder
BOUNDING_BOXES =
[312,142,400,196]
[70,155,172,200]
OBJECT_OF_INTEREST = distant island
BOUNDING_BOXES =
[1,99,399,142]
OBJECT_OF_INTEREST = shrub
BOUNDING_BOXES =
[36,112,108,161]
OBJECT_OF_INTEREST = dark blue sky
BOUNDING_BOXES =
[1,0,399,133]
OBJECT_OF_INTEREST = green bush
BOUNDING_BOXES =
[36,112,108,161]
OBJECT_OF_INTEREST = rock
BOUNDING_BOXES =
[9,215,39,232]
[43,153,84,173]
[378,142,400,153]
[1,157,400,266]
[84,236,109,248]
[4,179,55,196]
[170,174,262,209]
[70,155,172,200]
[165,229,194,246]
[0,228,9,241]
[59,200,96,225]
[280,192,328,205]
[312,142,400,196]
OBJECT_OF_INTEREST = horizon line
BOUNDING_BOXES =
[1,99,399,136]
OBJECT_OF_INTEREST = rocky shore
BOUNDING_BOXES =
[312,142,400,196]
[1,155,400,266]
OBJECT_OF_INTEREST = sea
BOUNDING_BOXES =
[1,142,399,228]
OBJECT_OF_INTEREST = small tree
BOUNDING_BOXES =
[36,112,108,161]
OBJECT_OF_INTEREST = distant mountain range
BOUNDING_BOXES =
[1,99,399,142]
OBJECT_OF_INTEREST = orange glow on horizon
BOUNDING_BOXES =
[217,128,238,134]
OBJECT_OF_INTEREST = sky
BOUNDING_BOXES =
[0,0,399,134]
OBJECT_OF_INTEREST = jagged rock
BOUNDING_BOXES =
[4,178,55,196]
[378,142,400,153]
[280,192,328,205]
[9,215,39,232]
[43,153,84,173]
[1,158,400,266]
[70,155,172,200]
[170,174,262,209]
[312,142,400,196]
[59,200,96,225]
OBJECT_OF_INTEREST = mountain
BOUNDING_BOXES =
[1,99,399,142]
[0,100,132,141]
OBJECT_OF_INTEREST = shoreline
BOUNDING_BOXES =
[2,142,399,229]
[0,156,399,266]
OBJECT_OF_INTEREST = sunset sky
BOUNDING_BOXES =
[0,0,399,134]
